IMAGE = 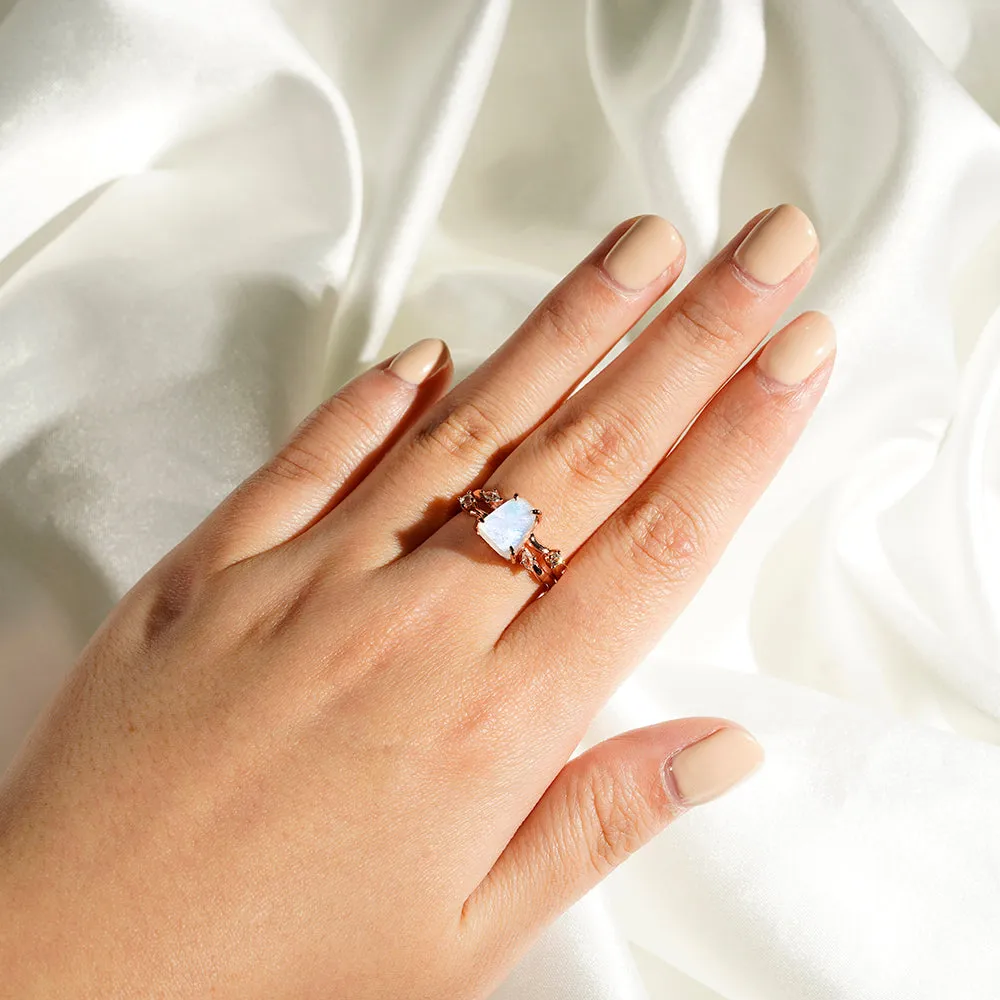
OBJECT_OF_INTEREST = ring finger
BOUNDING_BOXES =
[327,215,686,558]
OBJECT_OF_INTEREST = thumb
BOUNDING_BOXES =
[463,718,763,958]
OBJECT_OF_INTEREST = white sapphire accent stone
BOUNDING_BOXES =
[477,497,537,560]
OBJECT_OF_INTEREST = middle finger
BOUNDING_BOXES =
[410,205,819,626]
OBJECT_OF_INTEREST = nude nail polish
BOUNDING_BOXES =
[757,311,836,385]
[602,215,684,291]
[734,204,818,286]
[664,727,764,807]
[388,338,448,385]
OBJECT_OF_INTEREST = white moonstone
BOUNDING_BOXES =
[477,497,537,559]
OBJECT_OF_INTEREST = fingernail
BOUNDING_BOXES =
[664,727,764,807]
[733,204,818,286]
[757,311,835,385]
[388,338,448,385]
[602,215,684,291]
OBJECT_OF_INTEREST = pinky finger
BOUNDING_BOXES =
[201,338,451,567]
[462,718,762,970]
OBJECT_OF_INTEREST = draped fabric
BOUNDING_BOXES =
[2,1,999,996]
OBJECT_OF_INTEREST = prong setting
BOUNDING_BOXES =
[458,488,566,592]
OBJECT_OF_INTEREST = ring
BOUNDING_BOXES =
[459,488,567,591]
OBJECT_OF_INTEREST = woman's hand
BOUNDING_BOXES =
[0,206,831,999]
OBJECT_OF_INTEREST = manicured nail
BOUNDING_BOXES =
[602,215,684,291]
[664,727,764,807]
[733,204,818,286]
[757,311,835,385]
[388,338,448,385]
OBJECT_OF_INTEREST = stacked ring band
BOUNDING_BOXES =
[458,488,567,591]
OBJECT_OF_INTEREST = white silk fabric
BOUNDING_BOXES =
[2,0,1000,996]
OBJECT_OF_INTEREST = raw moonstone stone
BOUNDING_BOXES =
[477,497,537,559]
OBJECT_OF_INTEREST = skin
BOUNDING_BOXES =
[0,209,831,999]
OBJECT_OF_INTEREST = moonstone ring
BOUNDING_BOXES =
[458,488,567,591]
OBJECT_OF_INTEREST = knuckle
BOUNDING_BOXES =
[317,389,385,447]
[543,405,642,489]
[618,488,712,584]
[696,394,789,490]
[531,290,594,362]
[672,298,746,359]
[412,397,506,465]
[133,555,236,652]
[138,560,203,647]
[264,439,335,490]
[263,390,383,491]
[573,768,645,878]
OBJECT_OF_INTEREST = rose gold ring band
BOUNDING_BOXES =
[458,488,567,592]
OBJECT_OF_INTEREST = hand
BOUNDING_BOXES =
[0,205,831,999]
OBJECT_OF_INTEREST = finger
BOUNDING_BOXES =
[462,719,762,963]
[327,216,686,560]
[198,338,452,568]
[417,205,819,625]
[505,312,835,724]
